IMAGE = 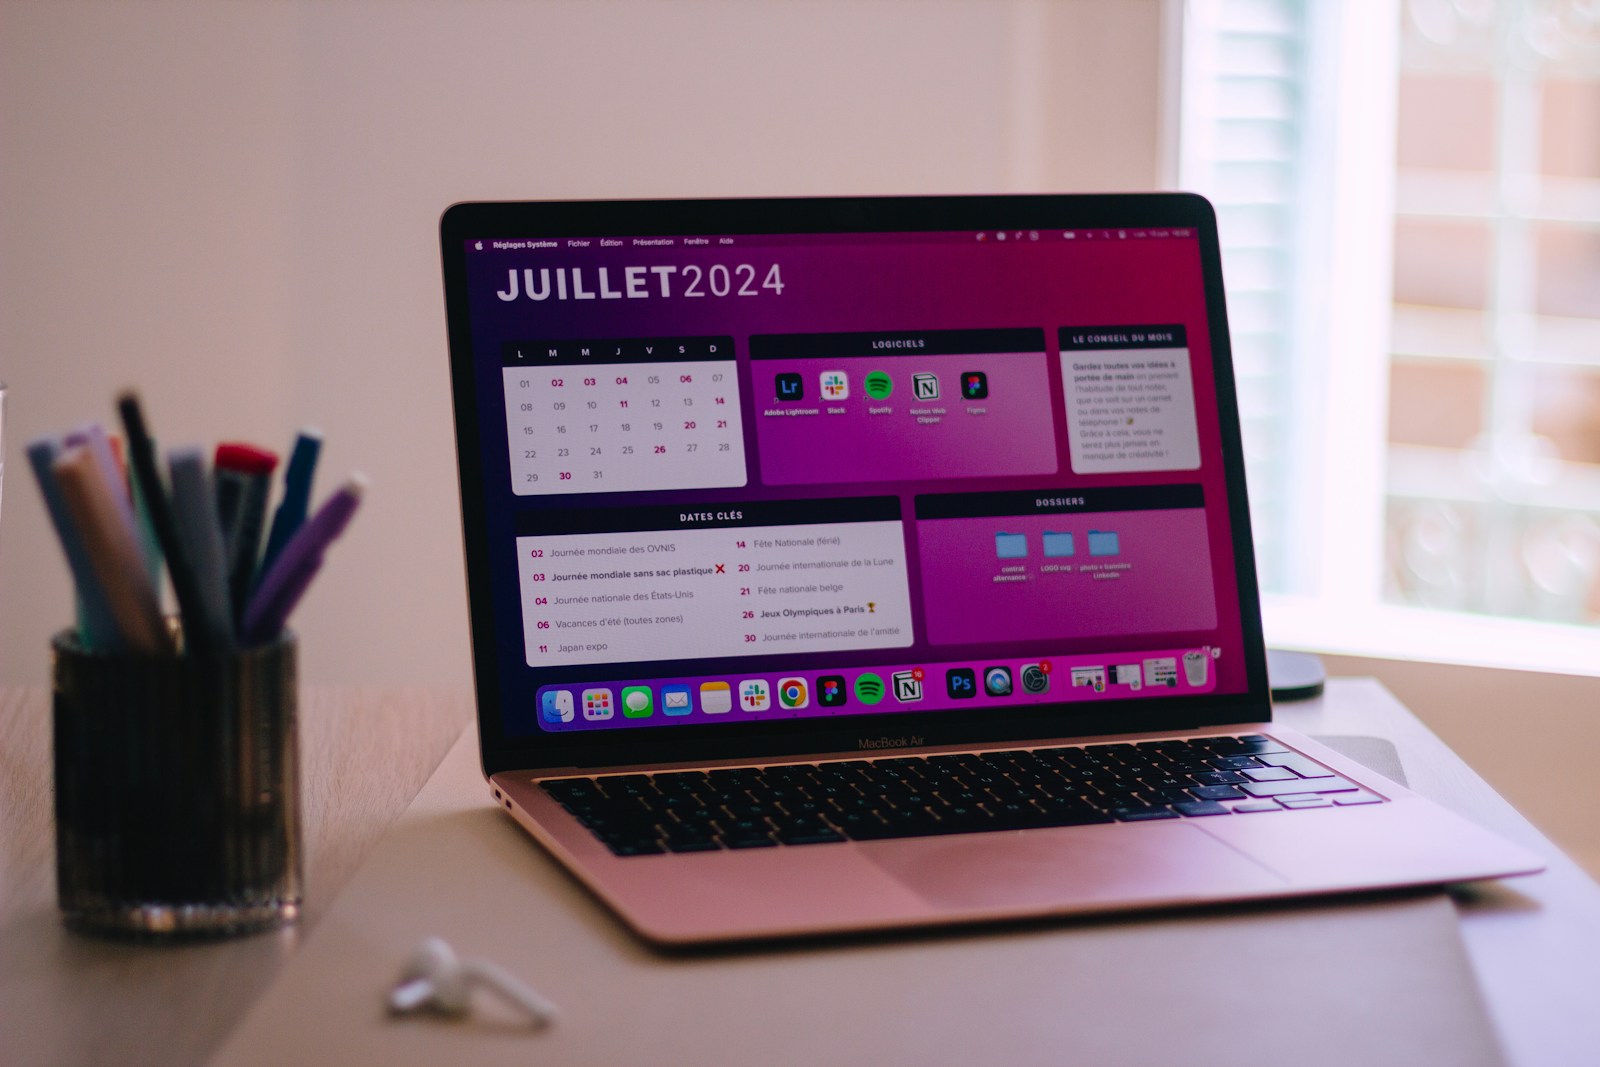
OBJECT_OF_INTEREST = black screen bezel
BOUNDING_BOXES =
[439,194,1272,777]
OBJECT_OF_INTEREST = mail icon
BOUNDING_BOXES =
[1043,531,1074,558]
[664,689,690,710]
[995,532,1027,559]
[1088,530,1120,556]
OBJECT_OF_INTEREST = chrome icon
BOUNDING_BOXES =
[777,676,810,709]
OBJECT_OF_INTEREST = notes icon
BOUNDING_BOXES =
[699,681,732,714]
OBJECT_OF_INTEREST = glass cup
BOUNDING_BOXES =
[52,627,302,939]
[0,380,7,528]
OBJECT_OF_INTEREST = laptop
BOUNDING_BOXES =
[439,194,1542,946]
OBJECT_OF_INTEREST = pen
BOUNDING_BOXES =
[215,443,278,626]
[256,429,322,589]
[126,435,165,588]
[53,445,171,654]
[26,436,123,651]
[243,474,366,645]
[118,392,213,657]
[214,467,248,567]
[66,424,136,533]
[169,447,236,651]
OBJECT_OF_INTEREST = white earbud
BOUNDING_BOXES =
[388,936,557,1027]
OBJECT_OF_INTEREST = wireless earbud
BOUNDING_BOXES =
[388,936,556,1027]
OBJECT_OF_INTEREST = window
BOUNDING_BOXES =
[1180,0,1600,675]
[1386,0,1600,624]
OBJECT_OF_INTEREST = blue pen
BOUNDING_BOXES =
[26,437,123,651]
[168,447,236,651]
[243,474,366,644]
[256,429,322,589]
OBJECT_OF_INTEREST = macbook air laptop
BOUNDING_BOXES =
[439,194,1541,946]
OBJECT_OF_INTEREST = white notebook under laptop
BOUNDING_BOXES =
[439,194,1540,946]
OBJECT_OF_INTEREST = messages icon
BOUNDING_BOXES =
[621,686,654,718]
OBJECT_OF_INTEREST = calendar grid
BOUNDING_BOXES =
[502,336,747,496]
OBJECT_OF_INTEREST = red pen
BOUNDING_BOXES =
[215,443,279,625]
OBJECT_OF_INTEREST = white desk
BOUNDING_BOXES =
[0,687,471,1067]
[5,681,1600,1065]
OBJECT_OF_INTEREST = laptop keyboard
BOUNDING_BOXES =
[539,734,1385,856]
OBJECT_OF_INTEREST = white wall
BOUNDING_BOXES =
[0,0,1166,686]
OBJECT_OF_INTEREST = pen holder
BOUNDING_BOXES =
[51,627,302,939]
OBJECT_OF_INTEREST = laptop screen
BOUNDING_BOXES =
[443,198,1265,765]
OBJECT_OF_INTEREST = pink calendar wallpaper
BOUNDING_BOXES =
[456,227,1250,736]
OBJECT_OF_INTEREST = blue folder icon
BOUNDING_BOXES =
[1043,531,1074,558]
[995,532,1028,559]
[1088,530,1120,556]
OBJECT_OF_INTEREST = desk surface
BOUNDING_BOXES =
[0,686,471,1067]
[4,680,1599,1066]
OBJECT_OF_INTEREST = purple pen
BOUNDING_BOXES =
[242,474,367,644]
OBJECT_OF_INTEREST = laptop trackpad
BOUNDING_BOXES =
[866,822,1287,911]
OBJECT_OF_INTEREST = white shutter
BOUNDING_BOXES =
[1180,0,1316,593]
